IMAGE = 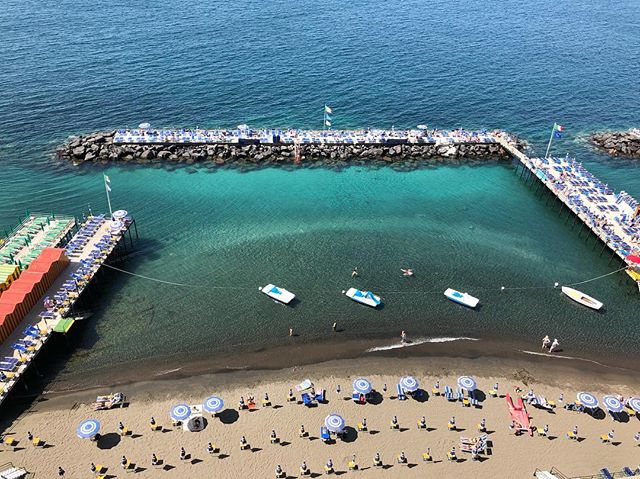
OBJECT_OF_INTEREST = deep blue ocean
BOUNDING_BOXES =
[0,0,639,375]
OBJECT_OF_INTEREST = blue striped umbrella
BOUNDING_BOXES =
[353,378,372,395]
[400,376,419,393]
[170,404,191,422]
[457,376,477,391]
[76,419,100,439]
[325,413,345,433]
[602,395,623,413]
[576,392,598,409]
[203,396,224,414]
[627,397,640,413]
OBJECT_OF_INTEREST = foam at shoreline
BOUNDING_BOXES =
[365,336,479,352]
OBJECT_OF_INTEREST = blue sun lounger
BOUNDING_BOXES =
[301,393,313,407]
[396,384,406,401]
[315,389,326,403]
[600,468,614,479]
[444,386,454,401]
[622,467,636,476]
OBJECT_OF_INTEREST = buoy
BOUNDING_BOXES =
[341,290,346,294]
[501,286,505,291]
[554,282,559,288]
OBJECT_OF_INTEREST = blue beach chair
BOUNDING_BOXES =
[396,384,406,401]
[301,393,314,407]
[444,386,454,401]
[622,467,635,476]
[600,469,614,479]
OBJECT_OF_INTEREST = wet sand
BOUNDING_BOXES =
[39,334,640,395]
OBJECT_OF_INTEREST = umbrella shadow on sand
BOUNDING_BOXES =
[217,409,240,425]
[97,433,121,450]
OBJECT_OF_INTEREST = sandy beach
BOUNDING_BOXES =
[2,354,640,478]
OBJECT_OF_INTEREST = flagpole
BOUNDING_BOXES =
[544,124,555,159]
[104,174,113,217]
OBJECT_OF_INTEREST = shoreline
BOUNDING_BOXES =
[33,333,640,405]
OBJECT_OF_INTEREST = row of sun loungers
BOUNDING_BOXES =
[529,156,640,260]
[113,127,498,146]
[1,215,74,267]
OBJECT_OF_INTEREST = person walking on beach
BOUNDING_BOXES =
[332,322,337,332]
[550,338,560,352]
[542,335,550,349]
[57,466,65,477]
[289,328,293,337]
[401,330,407,343]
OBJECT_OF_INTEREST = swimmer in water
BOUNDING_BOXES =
[351,267,359,278]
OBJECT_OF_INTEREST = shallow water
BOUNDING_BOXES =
[0,0,639,377]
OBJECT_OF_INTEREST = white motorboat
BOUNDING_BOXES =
[444,288,479,308]
[259,284,295,304]
[561,286,603,310]
[344,288,381,308]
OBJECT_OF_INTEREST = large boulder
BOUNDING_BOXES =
[72,146,86,157]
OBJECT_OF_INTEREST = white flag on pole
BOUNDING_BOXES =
[105,184,112,192]
[104,174,110,183]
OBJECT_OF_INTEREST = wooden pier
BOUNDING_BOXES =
[499,137,640,285]
[0,212,137,407]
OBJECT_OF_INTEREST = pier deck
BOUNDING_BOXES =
[113,127,500,145]
[498,137,640,274]
[0,213,135,406]
[0,215,75,268]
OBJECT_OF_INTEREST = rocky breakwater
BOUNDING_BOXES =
[589,130,640,158]
[56,131,521,169]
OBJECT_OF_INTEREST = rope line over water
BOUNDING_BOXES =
[102,263,630,295]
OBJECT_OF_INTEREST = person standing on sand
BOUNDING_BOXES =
[401,331,407,343]
[332,322,337,332]
[289,328,293,337]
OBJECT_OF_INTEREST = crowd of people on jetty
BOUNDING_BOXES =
[113,126,499,146]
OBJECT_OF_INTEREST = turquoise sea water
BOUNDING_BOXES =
[0,0,639,374]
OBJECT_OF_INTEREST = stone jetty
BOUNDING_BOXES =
[589,130,640,158]
[56,129,525,168]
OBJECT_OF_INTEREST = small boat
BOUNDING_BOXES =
[401,268,414,277]
[561,286,603,310]
[259,284,295,304]
[444,288,479,308]
[344,288,381,308]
